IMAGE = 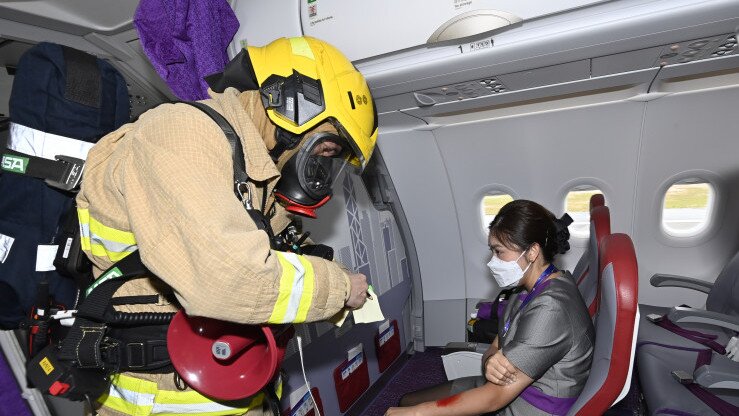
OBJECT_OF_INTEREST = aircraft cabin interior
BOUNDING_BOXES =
[1,0,738,415]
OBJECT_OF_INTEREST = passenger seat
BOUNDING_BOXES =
[571,195,611,320]
[636,252,739,415]
[568,233,640,415]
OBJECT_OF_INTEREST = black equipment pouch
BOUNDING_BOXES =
[301,244,334,260]
[28,251,175,401]
[53,202,93,289]
[27,343,109,401]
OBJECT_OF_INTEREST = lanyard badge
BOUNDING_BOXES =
[502,264,558,337]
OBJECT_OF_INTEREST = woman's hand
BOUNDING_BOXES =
[385,407,419,416]
[485,351,517,385]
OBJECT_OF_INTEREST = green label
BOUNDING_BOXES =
[86,267,123,296]
[307,0,317,3]
[1,154,29,174]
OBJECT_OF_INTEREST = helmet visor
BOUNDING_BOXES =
[297,132,353,200]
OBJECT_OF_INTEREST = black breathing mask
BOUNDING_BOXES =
[274,132,351,218]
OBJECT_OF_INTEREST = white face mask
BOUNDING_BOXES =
[487,250,531,288]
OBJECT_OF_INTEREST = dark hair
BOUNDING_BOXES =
[488,200,571,262]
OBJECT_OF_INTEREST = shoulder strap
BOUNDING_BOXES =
[182,101,248,187]
[180,101,275,239]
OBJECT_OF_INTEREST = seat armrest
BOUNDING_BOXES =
[694,362,739,390]
[650,274,713,294]
[667,306,739,332]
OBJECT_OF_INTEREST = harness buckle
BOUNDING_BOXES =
[45,155,85,191]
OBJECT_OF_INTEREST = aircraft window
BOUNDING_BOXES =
[482,193,514,229]
[564,187,603,239]
[661,181,714,237]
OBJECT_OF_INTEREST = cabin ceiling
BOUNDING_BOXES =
[0,0,139,36]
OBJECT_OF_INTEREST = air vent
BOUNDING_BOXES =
[654,34,737,66]
[710,34,737,58]
[413,77,508,106]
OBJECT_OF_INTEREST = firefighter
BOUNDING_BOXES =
[76,36,377,415]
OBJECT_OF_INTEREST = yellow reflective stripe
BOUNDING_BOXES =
[276,378,283,399]
[99,374,157,415]
[77,208,137,262]
[99,393,151,416]
[152,393,261,415]
[90,218,136,246]
[110,373,159,394]
[269,253,296,323]
[88,243,133,262]
[268,252,316,323]
[100,374,258,415]
[293,255,315,322]
[78,208,136,245]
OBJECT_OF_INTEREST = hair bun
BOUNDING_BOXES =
[554,214,573,254]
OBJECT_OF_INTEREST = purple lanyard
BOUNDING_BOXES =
[503,264,557,336]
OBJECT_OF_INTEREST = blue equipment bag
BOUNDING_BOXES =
[0,42,129,329]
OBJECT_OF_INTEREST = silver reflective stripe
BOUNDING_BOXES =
[279,252,306,323]
[107,381,155,407]
[79,222,138,254]
[8,122,94,161]
[151,401,248,414]
[0,232,14,263]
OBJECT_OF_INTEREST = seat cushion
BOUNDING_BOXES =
[637,344,739,416]
[637,304,734,350]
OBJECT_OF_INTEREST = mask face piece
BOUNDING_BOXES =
[487,249,531,288]
[274,132,351,218]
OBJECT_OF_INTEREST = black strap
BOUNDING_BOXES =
[1,148,85,190]
[182,102,249,187]
[268,128,303,161]
[58,252,150,365]
[110,295,160,306]
[181,102,277,240]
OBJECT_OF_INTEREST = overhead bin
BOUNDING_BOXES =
[228,0,611,61]
[228,0,739,118]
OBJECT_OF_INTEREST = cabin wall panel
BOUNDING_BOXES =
[434,102,644,303]
[633,85,739,307]
[376,130,467,302]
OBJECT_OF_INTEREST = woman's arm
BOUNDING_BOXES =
[480,336,518,385]
[481,335,499,364]
[385,369,534,416]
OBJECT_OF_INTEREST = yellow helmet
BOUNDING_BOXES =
[247,37,378,169]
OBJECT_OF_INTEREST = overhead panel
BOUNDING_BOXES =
[592,33,738,77]
[412,60,590,106]
[228,0,611,62]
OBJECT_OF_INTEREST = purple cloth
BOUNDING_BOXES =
[477,302,494,320]
[0,349,32,416]
[520,386,577,416]
[134,0,239,100]
[656,409,700,416]
[654,317,727,354]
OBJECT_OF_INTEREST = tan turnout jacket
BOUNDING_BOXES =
[76,88,350,415]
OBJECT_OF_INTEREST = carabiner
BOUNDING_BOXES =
[235,181,254,210]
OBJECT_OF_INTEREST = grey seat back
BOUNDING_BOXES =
[706,250,739,316]
[572,194,606,284]
[577,206,611,321]
[568,233,639,416]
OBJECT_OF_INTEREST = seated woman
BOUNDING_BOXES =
[386,199,594,416]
